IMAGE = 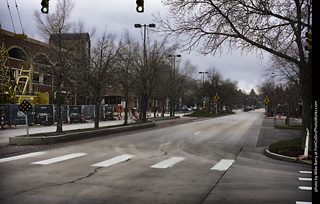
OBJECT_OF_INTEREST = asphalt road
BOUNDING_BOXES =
[0,110,312,203]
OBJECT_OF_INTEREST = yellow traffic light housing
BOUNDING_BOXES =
[41,0,49,14]
[136,0,144,13]
[305,31,312,52]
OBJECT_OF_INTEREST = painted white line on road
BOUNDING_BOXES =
[296,201,312,204]
[211,126,216,129]
[0,152,47,163]
[211,159,235,171]
[299,171,312,174]
[160,142,172,146]
[150,157,185,169]
[91,154,135,167]
[299,177,312,181]
[32,153,87,165]
[194,131,201,135]
[298,186,312,191]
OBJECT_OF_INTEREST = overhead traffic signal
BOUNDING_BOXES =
[41,0,49,14]
[136,0,144,13]
[305,31,312,52]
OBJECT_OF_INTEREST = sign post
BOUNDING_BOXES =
[18,100,32,137]
[213,94,220,115]
[264,97,270,117]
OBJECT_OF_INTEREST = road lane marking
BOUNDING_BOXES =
[299,171,312,174]
[160,142,172,146]
[194,131,201,135]
[91,154,135,167]
[32,153,87,165]
[296,202,312,204]
[211,159,235,171]
[298,186,312,191]
[299,177,312,181]
[0,152,47,163]
[150,157,185,169]
[211,126,216,129]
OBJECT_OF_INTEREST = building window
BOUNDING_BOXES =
[8,48,27,60]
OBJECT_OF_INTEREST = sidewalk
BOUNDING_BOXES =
[257,116,302,147]
[0,113,185,146]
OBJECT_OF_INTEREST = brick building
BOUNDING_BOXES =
[1,29,165,115]
[1,29,91,105]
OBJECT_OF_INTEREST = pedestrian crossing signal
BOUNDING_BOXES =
[19,100,32,114]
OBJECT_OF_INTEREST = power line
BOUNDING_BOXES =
[6,0,16,33]
[15,0,25,34]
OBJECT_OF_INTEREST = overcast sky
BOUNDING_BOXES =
[0,0,271,93]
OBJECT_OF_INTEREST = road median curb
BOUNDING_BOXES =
[264,145,311,165]
[9,121,155,145]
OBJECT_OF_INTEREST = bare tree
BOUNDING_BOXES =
[155,0,312,142]
[115,31,140,125]
[87,31,118,128]
[134,39,177,123]
[34,0,86,132]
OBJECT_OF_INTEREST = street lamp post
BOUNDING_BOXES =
[168,54,181,116]
[199,71,208,110]
[134,23,156,120]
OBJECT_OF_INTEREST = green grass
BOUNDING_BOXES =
[184,110,235,117]
[274,124,302,130]
[269,137,301,150]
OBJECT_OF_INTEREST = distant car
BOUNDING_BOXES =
[182,107,191,112]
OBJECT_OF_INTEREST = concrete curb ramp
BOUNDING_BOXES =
[9,121,155,145]
[264,145,311,165]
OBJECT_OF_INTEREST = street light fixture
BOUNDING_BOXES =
[199,72,209,110]
[134,23,156,65]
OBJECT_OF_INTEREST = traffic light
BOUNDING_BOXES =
[305,31,312,52]
[136,0,144,13]
[41,0,49,14]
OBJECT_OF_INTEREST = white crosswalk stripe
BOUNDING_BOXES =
[31,153,87,165]
[298,177,312,181]
[0,152,47,163]
[211,159,234,171]
[299,171,312,174]
[298,186,312,191]
[150,157,185,169]
[91,154,135,167]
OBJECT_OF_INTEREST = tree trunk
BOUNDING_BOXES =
[162,99,165,117]
[94,101,100,129]
[124,93,129,126]
[56,96,62,132]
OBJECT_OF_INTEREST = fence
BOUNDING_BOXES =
[0,104,114,126]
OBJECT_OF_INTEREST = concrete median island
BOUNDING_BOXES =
[9,121,155,145]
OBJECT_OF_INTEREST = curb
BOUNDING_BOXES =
[148,116,180,122]
[9,121,155,145]
[264,145,311,165]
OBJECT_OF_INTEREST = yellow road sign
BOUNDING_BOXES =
[264,97,270,104]
[214,94,220,102]
[18,100,32,114]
